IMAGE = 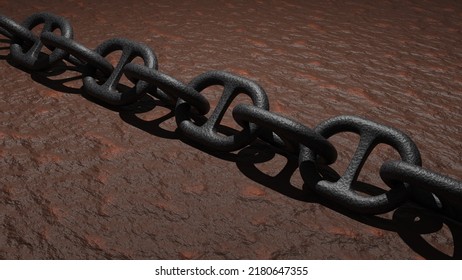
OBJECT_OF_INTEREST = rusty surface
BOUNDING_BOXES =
[0,0,461,259]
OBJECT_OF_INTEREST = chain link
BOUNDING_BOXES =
[8,12,73,70]
[1,12,461,220]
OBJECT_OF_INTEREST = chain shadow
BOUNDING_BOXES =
[118,95,178,140]
[5,55,85,94]
[320,193,461,259]
[234,143,460,259]
[114,94,462,259]
[236,147,315,201]
[148,111,462,259]
[393,205,461,259]
[0,39,12,60]
[2,47,459,259]
[311,167,462,259]
[30,62,85,95]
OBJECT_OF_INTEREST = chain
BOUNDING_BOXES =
[1,12,461,221]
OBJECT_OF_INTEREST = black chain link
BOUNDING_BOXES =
[1,12,461,220]
[7,12,73,70]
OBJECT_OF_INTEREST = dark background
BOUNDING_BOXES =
[0,0,461,259]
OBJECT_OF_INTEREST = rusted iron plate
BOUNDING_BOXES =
[0,0,461,259]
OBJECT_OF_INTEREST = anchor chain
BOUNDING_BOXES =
[1,12,461,220]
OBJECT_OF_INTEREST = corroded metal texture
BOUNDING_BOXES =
[0,0,461,259]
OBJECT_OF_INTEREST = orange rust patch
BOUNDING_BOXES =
[325,225,358,238]
[292,40,307,47]
[85,234,106,250]
[247,38,268,48]
[38,89,62,99]
[319,83,339,90]
[307,23,324,32]
[308,60,322,67]
[241,185,266,198]
[178,251,199,259]
[365,227,385,237]
[271,100,284,113]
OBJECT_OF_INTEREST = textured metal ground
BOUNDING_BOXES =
[0,0,461,259]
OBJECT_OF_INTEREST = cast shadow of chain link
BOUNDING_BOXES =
[0,39,10,60]
[5,58,461,260]
[307,163,462,259]
[237,144,461,259]
[30,62,84,94]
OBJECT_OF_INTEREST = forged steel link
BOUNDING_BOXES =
[7,12,73,70]
[1,12,461,220]
[298,115,422,214]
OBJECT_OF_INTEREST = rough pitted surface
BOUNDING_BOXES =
[0,0,461,259]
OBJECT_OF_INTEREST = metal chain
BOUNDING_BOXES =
[1,12,461,220]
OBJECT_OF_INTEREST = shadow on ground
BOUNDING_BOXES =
[3,52,461,260]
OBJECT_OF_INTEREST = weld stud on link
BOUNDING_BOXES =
[175,71,269,151]
[82,38,157,106]
[299,115,422,214]
[9,12,73,70]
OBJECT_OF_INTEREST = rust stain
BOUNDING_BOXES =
[271,100,285,113]
[240,185,267,198]
[85,234,106,250]
[38,89,62,99]
[307,23,324,32]
[247,38,268,48]
[365,227,385,237]
[178,251,199,260]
